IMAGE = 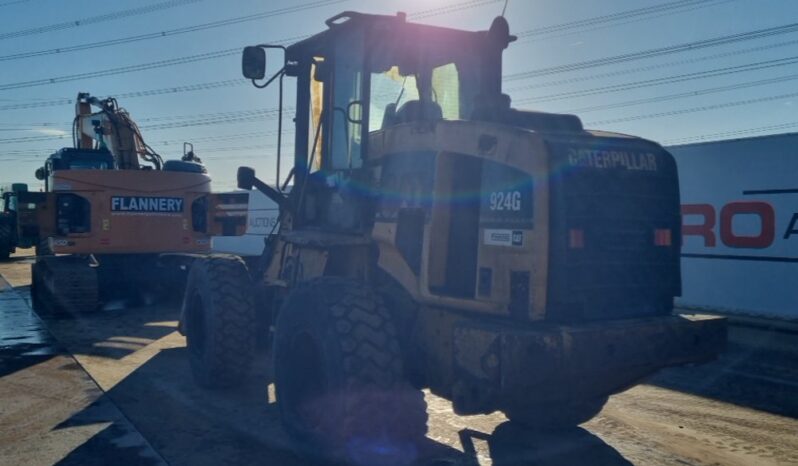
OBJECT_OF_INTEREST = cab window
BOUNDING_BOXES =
[326,29,365,171]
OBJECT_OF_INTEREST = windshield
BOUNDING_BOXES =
[68,160,111,170]
[368,35,483,129]
[320,26,486,171]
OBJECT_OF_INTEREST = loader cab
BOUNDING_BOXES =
[254,12,514,231]
[286,12,510,168]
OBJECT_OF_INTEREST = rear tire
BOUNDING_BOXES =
[274,277,428,463]
[503,397,608,430]
[37,257,99,314]
[30,262,43,311]
[35,237,52,257]
[183,255,256,388]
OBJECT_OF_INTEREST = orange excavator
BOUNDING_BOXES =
[24,93,246,313]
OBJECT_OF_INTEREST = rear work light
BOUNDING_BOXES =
[569,228,585,249]
[654,228,672,246]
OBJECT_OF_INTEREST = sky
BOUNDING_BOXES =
[0,0,796,191]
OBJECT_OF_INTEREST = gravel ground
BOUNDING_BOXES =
[1,251,796,465]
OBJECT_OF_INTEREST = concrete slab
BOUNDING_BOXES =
[2,252,798,466]
[0,275,166,466]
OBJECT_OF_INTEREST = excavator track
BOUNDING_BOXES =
[33,256,99,314]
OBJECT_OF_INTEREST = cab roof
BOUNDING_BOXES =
[286,11,513,62]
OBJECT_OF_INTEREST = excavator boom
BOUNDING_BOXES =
[73,92,162,170]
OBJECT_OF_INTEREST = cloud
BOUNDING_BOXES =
[31,128,68,137]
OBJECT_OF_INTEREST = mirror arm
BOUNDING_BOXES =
[252,67,285,89]
[249,44,287,89]
[252,176,288,211]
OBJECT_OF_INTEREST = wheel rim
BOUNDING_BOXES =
[283,331,327,430]
[187,292,207,358]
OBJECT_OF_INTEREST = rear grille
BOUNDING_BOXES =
[546,138,681,322]
[594,226,649,252]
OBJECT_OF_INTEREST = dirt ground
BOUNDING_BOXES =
[1,251,797,466]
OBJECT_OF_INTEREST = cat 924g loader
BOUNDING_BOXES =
[23,93,246,313]
[179,12,726,462]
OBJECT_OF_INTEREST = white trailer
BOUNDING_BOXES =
[211,190,279,257]
[668,132,798,321]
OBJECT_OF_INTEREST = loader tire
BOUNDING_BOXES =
[35,237,52,257]
[503,397,608,430]
[42,257,99,314]
[274,277,428,464]
[183,255,256,388]
[30,261,45,311]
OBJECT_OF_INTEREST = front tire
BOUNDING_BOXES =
[35,237,52,257]
[273,277,428,463]
[30,261,43,310]
[183,255,256,388]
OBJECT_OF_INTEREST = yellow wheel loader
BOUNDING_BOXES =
[179,12,726,462]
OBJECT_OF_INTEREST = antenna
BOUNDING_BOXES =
[501,0,510,17]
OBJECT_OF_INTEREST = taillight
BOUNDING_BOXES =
[569,228,585,249]
[654,228,672,246]
[56,194,91,235]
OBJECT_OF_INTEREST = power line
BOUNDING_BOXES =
[410,0,502,19]
[515,55,798,105]
[0,0,203,41]
[0,0,30,7]
[0,133,70,144]
[516,0,722,39]
[0,108,289,143]
[506,38,798,93]
[0,48,240,91]
[562,72,798,113]
[0,130,265,150]
[0,106,288,130]
[3,1,792,150]
[0,0,500,92]
[5,54,798,142]
[154,131,277,146]
[0,0,345,62]
[5,29,787,109]
[0,79,248,111]
[504,22,798,82]
[584,90,798,126]
[141,110,284,131]
[663,121,798,145]
[516,0,736,43]
[0,131,296,159]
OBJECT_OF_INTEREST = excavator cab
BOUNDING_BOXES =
[26,93,248,314]
[35,148,115,190]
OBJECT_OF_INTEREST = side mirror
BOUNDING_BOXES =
[237,166,256,190]
[242,46,266,80]
[35,167,46,180]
